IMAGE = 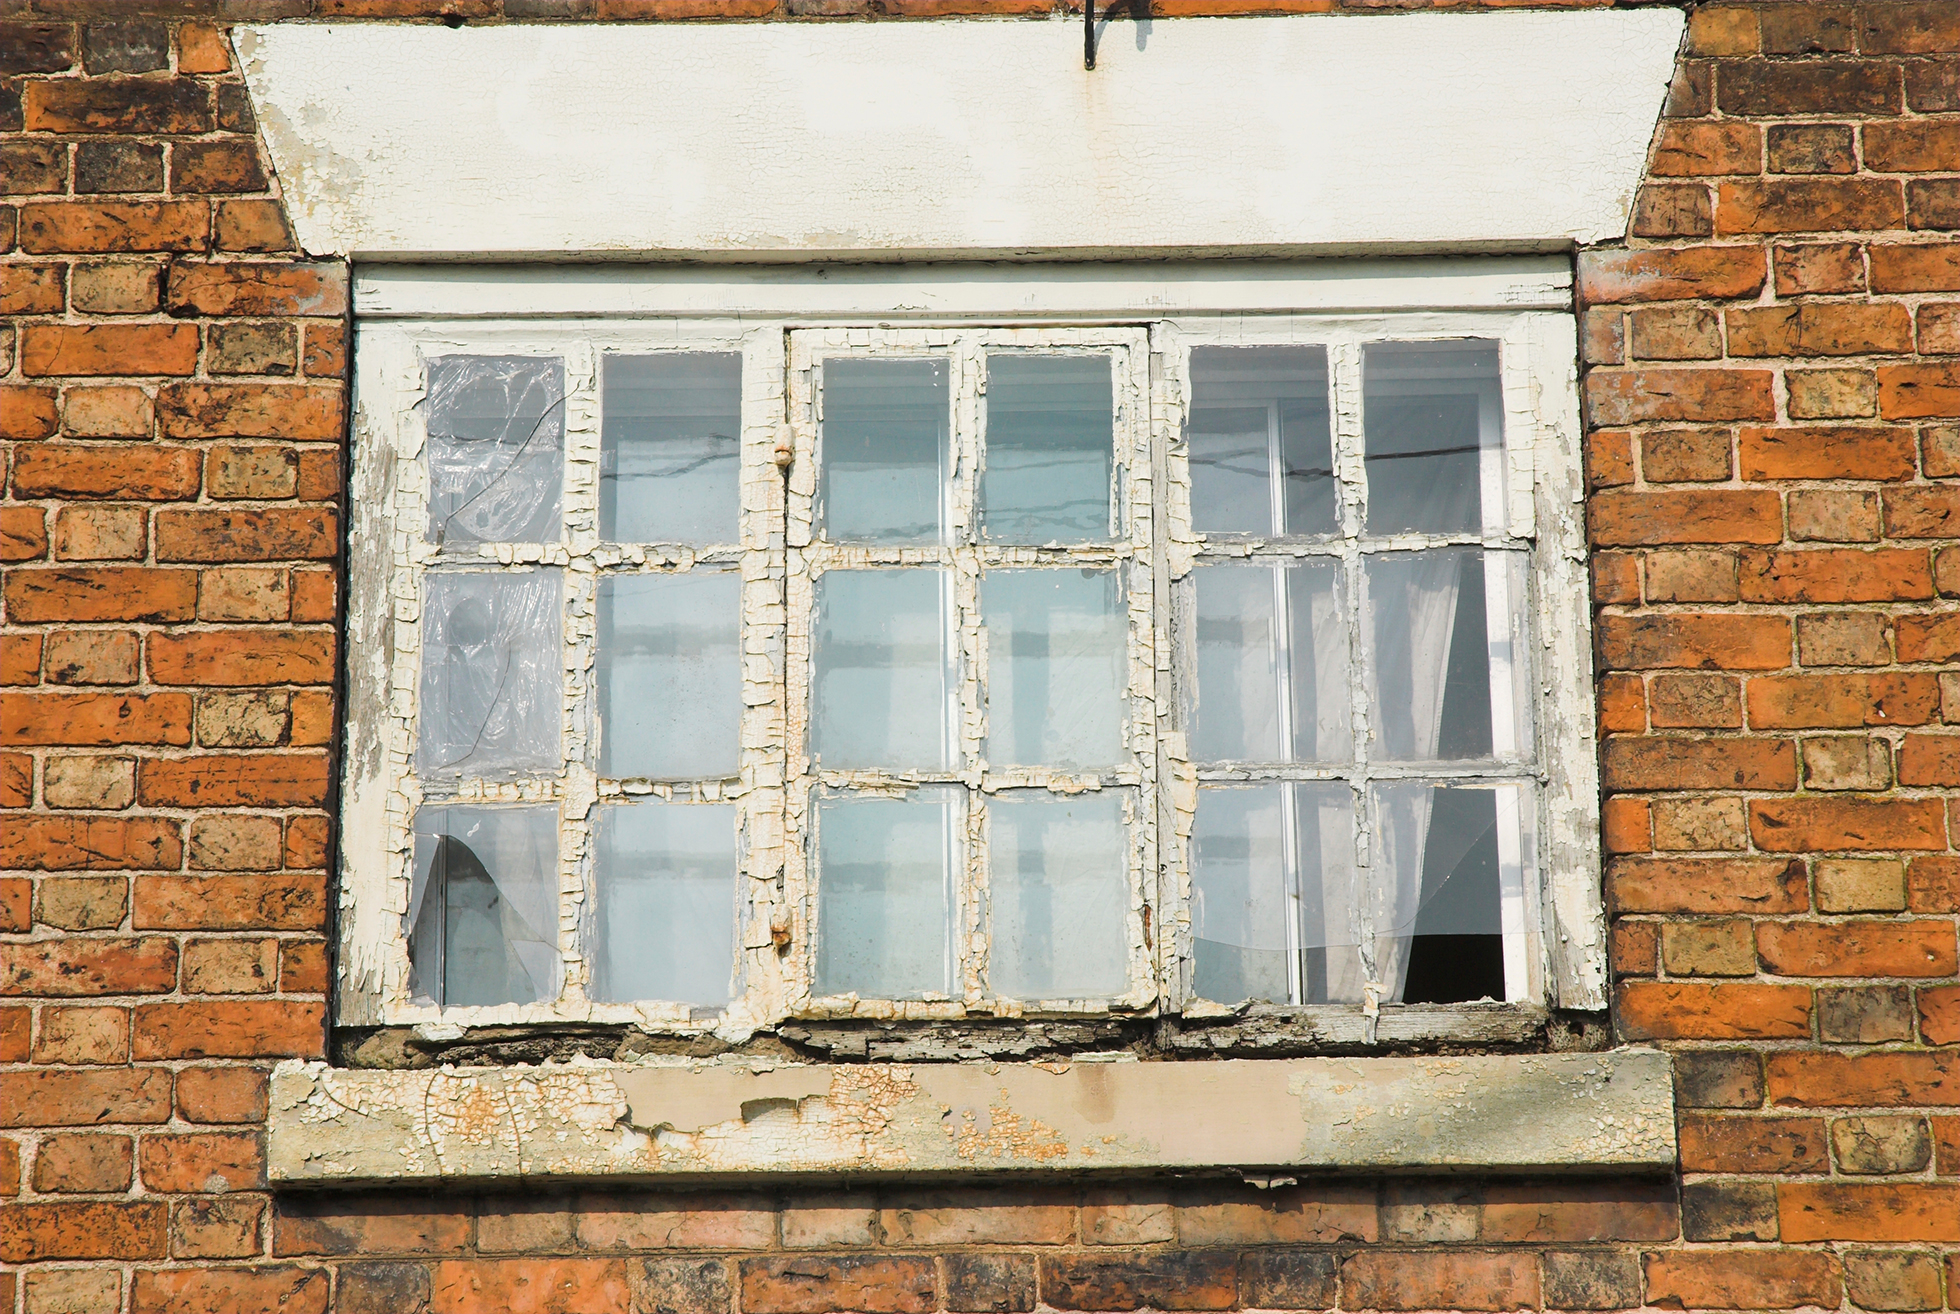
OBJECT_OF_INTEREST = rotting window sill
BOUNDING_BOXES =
[267,1048,1674,1187]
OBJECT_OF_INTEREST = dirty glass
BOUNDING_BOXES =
[425,355,565,546]
[811,569,954,771]
[597,572,741,781]
[1365,548,1529,763]
[590,802,736,1006]
[982,569,1125,770]
[601,353,742,545]
[988,791,1128,1000]
[417,569,562,781]
[1187,347,1335,536]
[407,805,561,1008]
[981,354,1113,543]
[1191,783,1355,1005]
[819,358,950,544]
[1374,783,1518,1004]
[815,787,959,998]
[1363,341,1499,536]
[1192,561,1349,764]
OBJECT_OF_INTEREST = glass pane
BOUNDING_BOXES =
[1366,548,1530,763]
[1191,783,1355,1005]
[598,572,741,780]
[815,788,959,998]
[981,354,1113,543]
[591,802,735,1006]
[601,353,741,545]
[418,570,562,781]
[819,358,949,544]
[811,569,954,771]
[1363,341,1500,536]
[1373,783,1529,1005]
[988,792,1128,1000]
[982,569,1125,769]
[407,805,560,1008]
[425,355,564,545]
[1191,561,1349,765]
[1187,347,1334,536]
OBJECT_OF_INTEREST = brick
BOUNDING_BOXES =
[633,1258,735,1314]
[1749,673,1940,728]
[0,261,62,311]
[1678,1115,1828,1174]
[10,443,199,500]
[23,77,208,133]
[182,937,278,993]
[1866,121,1960,174]
[0,506,49,561]
[73,139,163,195]
[1872,244,1960,293]
[21,325,197,382]
[1718,179,1904,234]
[1675,1050,1765,1109]
[2,386,59,438]
[1796,613,1891,667]
[1842,1252,1943,1313]
[208,320,297,376]
[741,1257,938,1314]
[477,1197,575,1253]
[82,21,168,73]
[0,937,176,996]
[32,1006,129,1065]
[1789,367,1879,418]
[1601,737,1796,790]
[1815,858,1907,912]
[0,691,192,746]
[1900,732,1960,784]
[1597,614,1791,670]
[0,816,181,871]
[1818,984,1920,1043]
[43,632,140,686]
[1661,920,1756,975]
[37,876,130,928]
[1683,1181,1776,1242]
[1921,984,1960,1045]
[1832,1116,1932,1175]
[156,382,342,440]
[0,1069,169,1128]
[301,321,347,379]
[138,754,329,807]
[1908,856,1960,912]
[132,1000,324,1059]
[1586,370,1777,425]
[427,1260,627,1314]
[1740,549,1935,603]
[0,636,41,686]
[338,1263,431,1314]
[198,567,290,622]
[1758,919,1956,977]
[1590,489,1782,545]
[1643,1251,1841,1311]
[1880,362,1960,419]
[61,387,152,441]
[195,691,293,748]
[132,1269,327,1314]
[1633,185,1713,239]
[0,756,29,807]
[1593,552,1639,604]
[1577,247,1767,305]
[573,1192,776,1250]
[1884,486,1960,537]
[879,1192,1073,1245]
[55,507,148,562]
[176,23,233,73]
[0,23,75,74]
[1641,428,1730,480]
[1598,676,1645,735]
[1768,1051,1960,1107]
[1645,549,1739,603]
[139,873,326,936]
[137,1132,263,1192]
[1038,1253,1236,1312]
[154,507,338,562]
[170,141,267,195]
[292,570,336,621]
[1541,1251,1641,1312]
[208,445,299,500]
[1607,856,1808,914]
[1378,1181,1480,1244]
[1339,1252,1537,1313]
[0,1201,166,1262]
[1857,2,1960,53]
[175,1067,269,1124]
[1173,1182,1377,1245]
[1615,981,1812,1039]
[1775,242,1866,296]
[285,815,331,870]
[171,1194,266,1260]
[1719,60,1902,116]
[214,200,294,253]
[1738,425,1914,481]
[6,567,197,623]
[1766,122,1855,174]
[31,1133,132,1193]
[166,261,349,318]
[1780,1183,1960,1242]
[1920,306,1960,355]
[22,1269,122,1314]
[1804,730,1892,791]
[148,629,334,686]
[1750,797,1948,851]
[1729,303,1914,357]
[1480,1181,1677,1244]
[280,940,328,992]
[1582,309,1624,366]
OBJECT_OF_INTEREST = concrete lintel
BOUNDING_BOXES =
[268,1051,1674,1186]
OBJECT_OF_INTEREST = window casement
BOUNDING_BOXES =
[337,260,1603,1039]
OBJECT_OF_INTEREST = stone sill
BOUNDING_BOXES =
[268,1051,1674,1187]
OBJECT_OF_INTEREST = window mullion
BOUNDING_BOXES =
[560,339,601,1015]
[1326,338,1378,1013]
[955,332,987,1007]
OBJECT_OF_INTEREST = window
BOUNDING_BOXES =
[338,262,1603,1035]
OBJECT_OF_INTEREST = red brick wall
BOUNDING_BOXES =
[3,4,1960,1311]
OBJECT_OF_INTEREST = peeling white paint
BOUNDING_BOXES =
[236,12,1681,261]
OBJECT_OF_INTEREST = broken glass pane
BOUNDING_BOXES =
[982,569,1125,770]
[601,353,742,545]
[981,354,1113,543]
[811,569,955,771]
[1192,561,1349,764]
[1363,341,1500,536]
[425,355,565,546]
[418,570,562,781]
[815,787,959,999]
[819,358,949,544]
[1373,782,1527,1005]
[1191,782,1356,1005]
[591,801,736,1006]
[988,791,1128,1000]
[1187,346,1335,536]
[597,571,741,781]
[407,804,560,1008]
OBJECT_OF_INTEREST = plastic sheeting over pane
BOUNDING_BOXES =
[425,355,565,545]
[598,572,741,781]
[981,354,1114,544]
[1187,346,1335,536]
[591,801,736,1006]
[407,805,561,1008]
[417,569,562,781]
[982,569,1125,770]
[601,352,742,545]
[819,358,950,544]
[1192,561,1349,764]
[811,568,955,772]
[1362,341,1500,537]
[815,788,959,999]
[1191,782,1356,1005]
[988,791,1128,1000]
